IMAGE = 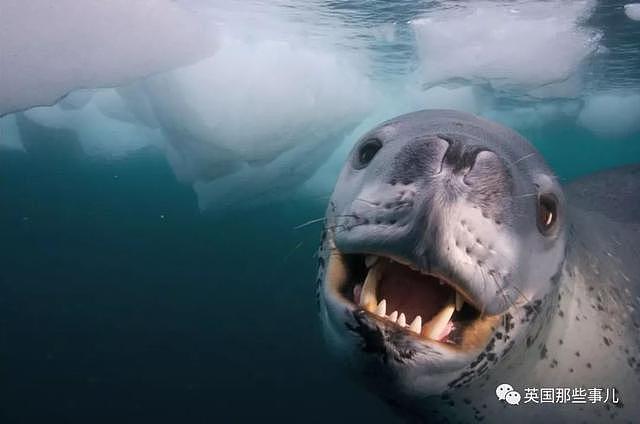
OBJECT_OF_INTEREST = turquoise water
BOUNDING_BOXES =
[0,148,398,422]
[1,1,640,422]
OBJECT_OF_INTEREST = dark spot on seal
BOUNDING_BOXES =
[477,362,490,376]
[524,301,541,319]
[504,313,514,334]
[484,336,496,353]
[540,344,548,359]
[345,310,389,363]
[586,363,592,368]
[603,337,611,347]
[448,370,475,389]
[469,352,486,368]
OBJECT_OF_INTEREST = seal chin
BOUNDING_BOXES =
[325,246,501,353]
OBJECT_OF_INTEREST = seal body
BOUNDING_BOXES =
[316,110,640,423]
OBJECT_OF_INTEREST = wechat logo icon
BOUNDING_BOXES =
[496,383,521,406]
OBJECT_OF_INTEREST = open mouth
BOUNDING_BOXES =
[327,251,500,349]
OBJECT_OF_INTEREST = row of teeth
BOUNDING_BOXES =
[360,256,465,340]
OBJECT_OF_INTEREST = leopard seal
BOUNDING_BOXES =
[316,109,640,423]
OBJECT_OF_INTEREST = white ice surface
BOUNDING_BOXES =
[625,3,640,21]
[0,0,217,116]
[411,1,601,97]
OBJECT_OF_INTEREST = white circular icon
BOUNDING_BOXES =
[495,383,514,400]
[505,390,521,405]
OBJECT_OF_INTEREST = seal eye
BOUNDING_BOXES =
[537,193,558,235]
[354,139,382,169]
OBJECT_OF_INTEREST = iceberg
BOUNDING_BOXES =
[0,0,217,116]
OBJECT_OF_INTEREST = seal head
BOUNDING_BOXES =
[318,110,567,401]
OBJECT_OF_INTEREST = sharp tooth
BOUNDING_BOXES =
[365,255,378,268]
[376,299,387,316]
[455,291,464,311]
[422,301,455,340]
[359,265,379,312]
[410,315,422,334]
[397,313,406,327]
[388,311,398,322]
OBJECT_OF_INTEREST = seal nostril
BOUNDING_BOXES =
[442,138,487,174]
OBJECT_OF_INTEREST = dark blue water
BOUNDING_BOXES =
[0,146,401,423]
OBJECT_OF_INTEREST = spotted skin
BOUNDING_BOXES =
[316,110,640,423]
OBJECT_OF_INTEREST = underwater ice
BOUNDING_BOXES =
[411,0,601,96]
[578,92,640,138]
[625,4,640,21]
[0,0,216,116]
[2,0,639,210]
